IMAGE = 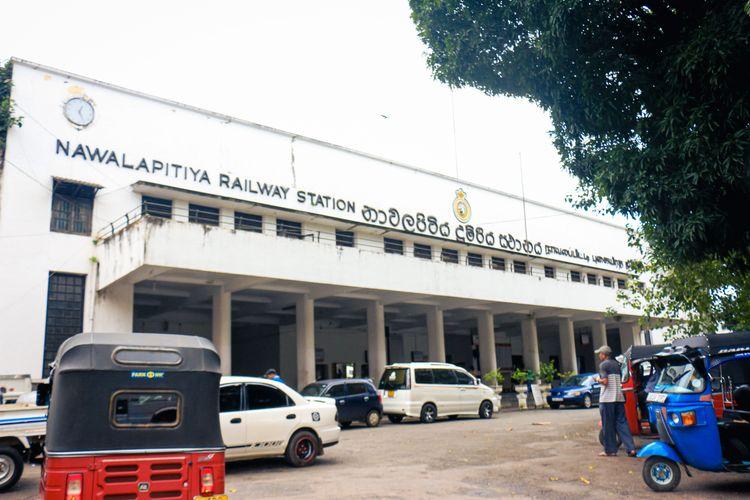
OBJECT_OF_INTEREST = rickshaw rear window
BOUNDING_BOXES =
[113,348,183,366]
[111,391,181,428]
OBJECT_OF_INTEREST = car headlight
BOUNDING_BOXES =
[567,391,581,397]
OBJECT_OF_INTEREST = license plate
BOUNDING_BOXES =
[195,496,228,500]
[552,397,564,402]
[647,392,667,403]
[387,390,394,398]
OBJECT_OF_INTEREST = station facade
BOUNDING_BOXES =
[0,59,648,388]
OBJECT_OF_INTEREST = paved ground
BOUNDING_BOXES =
[6,407,748,499]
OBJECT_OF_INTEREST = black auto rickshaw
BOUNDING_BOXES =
[40,333,226,499]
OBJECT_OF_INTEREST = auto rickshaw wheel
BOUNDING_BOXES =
[0,446,23,493]
[285,430,319,467]
[643,456,681,492]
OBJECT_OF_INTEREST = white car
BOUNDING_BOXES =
[377,362,501,423]
[219,376,340,466]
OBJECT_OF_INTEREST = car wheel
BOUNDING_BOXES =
[583,395,592,409]
[387,414,404,424]
[550,403,560,409]
[420,403,437,424]
[365,410,381,427]
[479,400,493,419]
[643,456,681,492]
[339,421,352,428]
[284,430,319,467]
[0,447,23,493]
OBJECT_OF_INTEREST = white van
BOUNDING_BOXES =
[377,362,501,423]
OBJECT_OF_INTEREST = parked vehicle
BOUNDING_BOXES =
[638,332,750,492]
[40,333,226,499]
[621,344,668,436]
[0,374,33,405]
[377,362,501,423]
[547,372,601,409]
[301,378,383,428]
[219,376,339,466]
[0,402,47,492]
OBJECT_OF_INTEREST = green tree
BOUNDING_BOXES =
[409,1,750,265]
[410,1,750,333]
[1,59,23,164]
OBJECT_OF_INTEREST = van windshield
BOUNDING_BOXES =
[379,368,409,390]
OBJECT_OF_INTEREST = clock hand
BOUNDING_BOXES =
[78,106,84,120]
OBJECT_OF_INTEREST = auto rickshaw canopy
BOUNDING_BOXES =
[45,332,224,455]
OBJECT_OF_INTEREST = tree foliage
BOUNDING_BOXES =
[1,59,23,163]
[620,231,750,339]
[410,1,750,266]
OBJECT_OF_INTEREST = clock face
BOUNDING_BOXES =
[64,97,95,127]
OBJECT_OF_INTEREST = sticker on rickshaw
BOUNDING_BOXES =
[195,495,228,500]
[646,392,667,403]
[130,370,165,379]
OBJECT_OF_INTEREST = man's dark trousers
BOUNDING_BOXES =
[600,402,635,454]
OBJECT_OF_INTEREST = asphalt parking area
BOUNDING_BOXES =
[6,407,748,498]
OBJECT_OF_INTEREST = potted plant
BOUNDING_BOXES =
[538,361,558,407]
[482,369,505,397]
[511,368,530,409]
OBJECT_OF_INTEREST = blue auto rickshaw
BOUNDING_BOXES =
[637,332,750,492]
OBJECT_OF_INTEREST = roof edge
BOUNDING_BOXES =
[9,57,626,230]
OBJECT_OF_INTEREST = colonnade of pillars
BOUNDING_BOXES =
[93,281,641,388]
[209,293,643,388]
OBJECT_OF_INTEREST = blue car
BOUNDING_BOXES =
[547,372,601,409]
[301,378,383,428]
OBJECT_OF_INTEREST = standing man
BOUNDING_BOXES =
[595,345,636,457]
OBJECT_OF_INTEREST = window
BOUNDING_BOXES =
[384,237,404,255]
[455,371,473,385]
[570,270,581,283]
[414,369,434,384]
[142,196,172,219]
[42,273,85,377]
[587,274,598,285]
[189,204,219,226]
[490,257,506,271]
[335,230,355,247]
[326,384,347,398]
[602,276,613,287]
[245,384,292,410]
[617,278,627,289]
[544,266,555,279]
[433,369,458,385]
[219,384,243,412]
[348,383,368,395]
[50,180,96,235]
[235,212,262,232]
[467,253,483,267]
[277,219,302,238]
[413,243,432,260]
[513,261,527,274]
[111,391,180,428]
[441,248,459,264]
[379,368,410,390]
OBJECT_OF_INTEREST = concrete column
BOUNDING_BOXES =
[426,306,445,362]
[592,320,608,370]
[558,317,577,374]
[477,310,497,376]
[212,289,231,375]
[92,282,134,332]
[296,296,316,388]
[521,317,540,377]
[367,301,387,383]
[620,321,641,353]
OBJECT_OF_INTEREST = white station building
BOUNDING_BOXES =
[1,59,651,388]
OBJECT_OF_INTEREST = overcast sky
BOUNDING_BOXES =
[1,0,620,223]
